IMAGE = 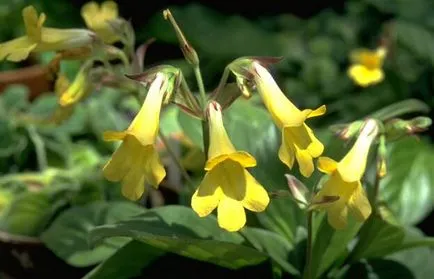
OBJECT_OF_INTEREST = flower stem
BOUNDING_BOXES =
[158,129,193,185]
[26,125,47,171]
[303,211,314,279]
[193,66,207,109]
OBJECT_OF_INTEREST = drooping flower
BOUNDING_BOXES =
[252,62,326,177]
[81,1,119,44]
[58,62,93,107]
[311,119,379,229]
[348,47,387,87]
[0,6,94,62]
[192,101,270,232]
[103,73,168,200]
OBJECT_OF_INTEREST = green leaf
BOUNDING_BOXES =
[350,214,434,261]
[87,98,129,143]
[310,214,362,278]
[241,227,299,275]
[395,20,434,66]
[160,106,184,136]
[0,179,78,236]
[177,108,203,149]
[90,205,268,269]
[380,137,434,225]
[0,84,29,113]
[387,245,434,279]
[40,201,145,267]
[144,3,282,59]
[83,240,165,279]
[343,259,415,279]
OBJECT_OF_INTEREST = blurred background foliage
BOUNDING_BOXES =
[0,0,434,278]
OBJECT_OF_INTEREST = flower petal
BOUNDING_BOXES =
[103,131,127,141]
[348,65,384,87]
[121,163,145,201]
[348,183,372,222]
[143,146,166,188]
[0,37,37,62]
[102,136,137,182]
[217,198,246,232]
[317,157,338,174]
[242,170,269,212]
[101,1,118,19]
[295,149,314,178]
[205,151,256,171]
[327,204,348,230]
[191,170,222,217]
[278,140,295,169]
[304,105,327,119]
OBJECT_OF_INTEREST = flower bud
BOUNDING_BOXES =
[285,174,309,209]
[163,9,199,66]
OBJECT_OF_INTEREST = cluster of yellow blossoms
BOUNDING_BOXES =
[101,58,377,231]
[0,2,381,232]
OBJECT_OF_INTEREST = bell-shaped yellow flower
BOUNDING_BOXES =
[81,1,119,44]
[192,101,270,232]
[58,63,92,107]
[0,6,94,62]
[312,119,379,229]
[348,47,387,87]
[253,62,326,177]
[103,73,168,200]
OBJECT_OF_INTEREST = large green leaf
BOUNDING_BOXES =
[343,259,415,279]
[380,137,434,225]
[350,214,434,261]
[310,214,362,278]
[241,227,299,275]
[40,201,145,267]
[90,205,269,269]
[83,240,165,279]
[387,245,434,279]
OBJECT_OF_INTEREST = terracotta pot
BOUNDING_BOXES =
[0,65,53,101]
[0,231,92,279]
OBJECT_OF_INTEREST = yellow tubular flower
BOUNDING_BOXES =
[312,119,379,229]
[0,6,94,62]
[348,47,387,87]
[81,1,119,44]
[192,102,270,232]
[253,62,326,177]
[103,73,168,200]
[58,63,92,107]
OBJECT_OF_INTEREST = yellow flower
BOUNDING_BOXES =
[0,6,94,62]
[348,47,387,87]
[103,73,168,200]
[81,1,119,44]
[192,102,270,232]
[253,62,326,177]
[312,119,379,229]
[58,63,93,107]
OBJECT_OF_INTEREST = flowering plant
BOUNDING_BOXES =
[0,2,433,279]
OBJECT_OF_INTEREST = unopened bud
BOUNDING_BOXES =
[285,174,309,209]
[330,120,365,140]
[163,9,199,66]
[385,116,432,141]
